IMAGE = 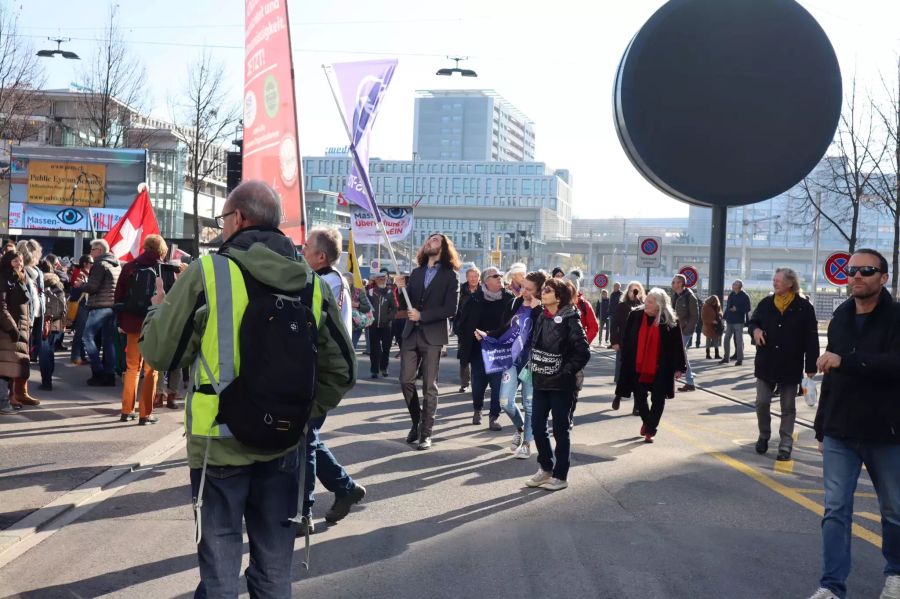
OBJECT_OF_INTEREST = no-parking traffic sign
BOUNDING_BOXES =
[637,236,662,268]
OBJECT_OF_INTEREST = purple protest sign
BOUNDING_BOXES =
[326,59,398,218]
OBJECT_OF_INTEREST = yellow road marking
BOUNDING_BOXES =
[773,459,794,475]
[857,512,882,523]
[664,422,882,549]
[789,488,878,499]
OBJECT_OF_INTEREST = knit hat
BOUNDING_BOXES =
[551,267,565,278]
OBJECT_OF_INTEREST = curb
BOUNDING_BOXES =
[0,426,185,565]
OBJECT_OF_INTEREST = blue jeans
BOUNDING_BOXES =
[498,366,534,442]
[681,334,695,385]
[39,330,62,385]
[819,436,900,597]
[70,301,89,362]
[189,448,301,599]
[471,354,502,419]
[351,328,363,351]
[531,388,575,480]
[302,414,355,517]
[83,307,116,376]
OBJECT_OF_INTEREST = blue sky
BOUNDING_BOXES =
[14,0,900,219]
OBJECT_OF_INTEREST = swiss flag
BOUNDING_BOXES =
[103,186,160,262]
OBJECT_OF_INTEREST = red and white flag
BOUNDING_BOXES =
[104,186,160,262]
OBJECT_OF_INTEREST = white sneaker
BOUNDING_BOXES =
[543,477,568,491]
[510,429,523,451]
[806,588,839,599]
[882,575,900,599]
[514,443,531,459]
[525,469,552,488]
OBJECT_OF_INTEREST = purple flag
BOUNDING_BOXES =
[327,59,398,219]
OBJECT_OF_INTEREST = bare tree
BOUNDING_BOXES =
[173,51,239,250]
[0,6,46,142]
[789,77,887,254]
[866,56,900,296]
[77,4,148,148]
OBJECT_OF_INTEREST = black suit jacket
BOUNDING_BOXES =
[402,264,459,346]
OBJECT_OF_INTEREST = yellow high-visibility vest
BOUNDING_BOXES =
[185,254,323,438]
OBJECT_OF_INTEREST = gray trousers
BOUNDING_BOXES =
[723,323,745,361]
[400,328,442,439]
[755,379,797,452]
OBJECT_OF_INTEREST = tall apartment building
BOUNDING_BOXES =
[413,90,536,162]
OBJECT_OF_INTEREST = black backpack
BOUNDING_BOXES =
[214,267,321,451]
[122,264,159,315]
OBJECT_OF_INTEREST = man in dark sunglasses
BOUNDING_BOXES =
[809,248,900,599]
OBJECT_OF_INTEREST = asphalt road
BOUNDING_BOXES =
[0,336,887,598]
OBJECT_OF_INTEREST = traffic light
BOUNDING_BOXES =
[226,150,242,193]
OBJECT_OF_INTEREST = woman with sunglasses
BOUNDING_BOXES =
[477,270,547,458]
[615,288,686,443]
[524,278,590,491]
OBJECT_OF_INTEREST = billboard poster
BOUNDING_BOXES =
[9,203,125,232]
[27,161,107,206]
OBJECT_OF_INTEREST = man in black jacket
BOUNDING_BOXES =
[366,269,397,378]
[748,267,818,461]
[397,234,460,450]
[810,249,900,599]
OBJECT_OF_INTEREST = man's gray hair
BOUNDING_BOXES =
[227,181,283,228]
[90,239,109,253]
[307,226,342,265]
[775,267,803,295]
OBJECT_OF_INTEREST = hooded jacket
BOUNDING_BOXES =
[530,305,591,391]
[814,289,900,443]
[114,249,163,335]
[140,227,357,468]
[82,252,121,309]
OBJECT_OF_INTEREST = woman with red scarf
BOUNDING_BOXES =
[615,288,686,443]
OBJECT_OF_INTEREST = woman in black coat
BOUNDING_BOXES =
[610,281,646,413]
[0,251,38,409]
[615,287,686,442]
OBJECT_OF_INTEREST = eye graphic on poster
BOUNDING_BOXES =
[56,208,84,225]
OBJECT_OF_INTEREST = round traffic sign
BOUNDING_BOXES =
[640,238,660,256]
[370,259,380,271]
[614,0,841,207]
[593,273,609,289]
[679,265,699,289]
[823,252,851,286]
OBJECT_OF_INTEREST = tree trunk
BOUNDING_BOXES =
[893,206,899,298]
[193,184,200,257]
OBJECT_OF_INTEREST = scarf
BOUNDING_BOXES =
[774,292,795,314]
[635,313,661,384]
[482,284,503,302]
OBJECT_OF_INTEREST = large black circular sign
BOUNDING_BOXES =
[614,0,842,207]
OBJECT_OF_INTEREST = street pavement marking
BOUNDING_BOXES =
[664,422,883,549]
[773,459,794,475]
[789,488,878,499]
[856,512,881,523]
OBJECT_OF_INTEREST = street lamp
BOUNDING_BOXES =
[36,38,80,60]
[436,56,477,77]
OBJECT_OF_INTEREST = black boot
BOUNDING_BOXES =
[715,348,721,359]
[706,349,711,359]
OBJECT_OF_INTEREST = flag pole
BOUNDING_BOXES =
[322,65,411,308]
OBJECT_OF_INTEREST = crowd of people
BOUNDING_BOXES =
[2,180,896,599]
[0,235,188,424]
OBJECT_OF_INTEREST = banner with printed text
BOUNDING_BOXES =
[27,161,107,206]
[244,0,305,244]
[350,206,413,244]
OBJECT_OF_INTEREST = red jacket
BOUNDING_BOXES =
[576,293,599,345]
[114,250,162,334]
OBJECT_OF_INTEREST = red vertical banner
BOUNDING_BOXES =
[244,0,306,245]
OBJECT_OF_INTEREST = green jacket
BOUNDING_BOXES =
[140,228,357,468]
